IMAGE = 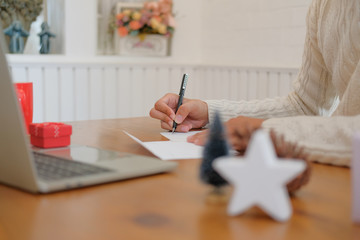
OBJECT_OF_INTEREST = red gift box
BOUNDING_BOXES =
[29,122,72,148]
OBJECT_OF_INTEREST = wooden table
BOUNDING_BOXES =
[0,117,359,240]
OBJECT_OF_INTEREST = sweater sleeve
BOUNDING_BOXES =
[206,0,339,124]
[262,115,360,167]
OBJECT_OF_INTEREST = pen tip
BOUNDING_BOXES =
[172,128,175,134]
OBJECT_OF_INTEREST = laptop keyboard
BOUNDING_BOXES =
[33,152,114,181]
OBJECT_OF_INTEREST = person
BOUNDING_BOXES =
[150,0,360,167]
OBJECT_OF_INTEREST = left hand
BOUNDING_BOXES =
[187,118,310,193]
[224,116,264,153]
[187,116,264,153]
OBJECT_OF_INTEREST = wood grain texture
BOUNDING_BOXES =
[0,117,359,240]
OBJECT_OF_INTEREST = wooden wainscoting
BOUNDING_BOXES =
[9,61,298,123]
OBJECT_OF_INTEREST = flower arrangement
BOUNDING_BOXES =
[0,0,43,31]
[115,0,175,38]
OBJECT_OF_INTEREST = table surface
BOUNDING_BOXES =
[0,117,359,240]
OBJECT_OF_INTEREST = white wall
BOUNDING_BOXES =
[34,0,311,67]
[63,0,203,64]
[64,0,98,56]
[202,0,312,68]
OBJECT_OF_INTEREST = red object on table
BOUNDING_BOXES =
[29,122,72,148]
[15,82,33,134]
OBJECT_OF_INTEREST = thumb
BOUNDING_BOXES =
[174,102,194,124]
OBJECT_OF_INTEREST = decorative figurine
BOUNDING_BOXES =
[3,20,29,53]
[200,111,230,190]
[213,130,306,222]
[38,22,55,54]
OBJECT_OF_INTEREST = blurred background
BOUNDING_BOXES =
[2,0,311,123]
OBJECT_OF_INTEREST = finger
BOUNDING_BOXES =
[228,133,241,148]
[150,108,174,127]
[241,136,250,150]
[231,129,252,153]
[244,122,254,138]
[227,123,247,140]
[179,118,197,131]
[160,120,172,131]
[187,130,208,146]
[173,102,196,124]
[193,134,207,146]
[232,128,248,143]
[187,132,201,143]
[231,138,247,152]
[154,99,176,120]
[232,142,242,152]
[175,123,191,133]
[227,126,244,151]
[238,123,253,139]
[170,120,194,133]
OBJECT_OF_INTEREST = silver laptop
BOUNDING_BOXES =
[0,44,177,193]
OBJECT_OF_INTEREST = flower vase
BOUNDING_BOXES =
[116,34,170,57]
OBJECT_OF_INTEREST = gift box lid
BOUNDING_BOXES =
[29,122,72,138]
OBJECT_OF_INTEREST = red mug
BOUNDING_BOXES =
[14,82,33,134]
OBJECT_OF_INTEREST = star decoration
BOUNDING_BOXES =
[213,130,306,222]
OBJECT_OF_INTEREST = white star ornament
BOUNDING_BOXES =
[213,130,306,222]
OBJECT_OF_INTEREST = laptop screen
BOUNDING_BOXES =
[0,38,39,192]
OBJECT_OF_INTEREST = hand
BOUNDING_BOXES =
[225,116,264,153]
[149,93,209,132]
[187,116,264,153]
[187,129,209,145]
[188,126,311,193]
[269,130,311,193]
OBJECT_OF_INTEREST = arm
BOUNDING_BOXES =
[262,115,360,167]
[259,0,360,166]
[206,0,338,124]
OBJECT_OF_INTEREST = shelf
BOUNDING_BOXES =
[6,54,199,67]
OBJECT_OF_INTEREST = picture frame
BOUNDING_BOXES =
[115,2,143,15]
[113,2,171,57]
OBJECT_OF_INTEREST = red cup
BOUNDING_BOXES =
[14,82,33,134]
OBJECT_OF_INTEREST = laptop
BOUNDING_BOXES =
[0,43,177,194]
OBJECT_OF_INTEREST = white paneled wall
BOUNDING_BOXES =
[62,0,308,67]
[9,62,297,123]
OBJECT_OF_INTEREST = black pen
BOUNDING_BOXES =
[172,73,189,133]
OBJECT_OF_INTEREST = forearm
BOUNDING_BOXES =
[205,95,302,123]
[262,115,360,166]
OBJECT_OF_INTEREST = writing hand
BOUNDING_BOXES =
[149,93,209,132]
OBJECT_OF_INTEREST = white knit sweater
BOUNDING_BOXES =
[206,0,360,167]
